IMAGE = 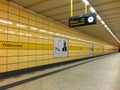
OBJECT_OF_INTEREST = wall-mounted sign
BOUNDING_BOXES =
[89,44,94,54]
[69,13,96,27]
[54,37,68,58]
[102,46,104,53]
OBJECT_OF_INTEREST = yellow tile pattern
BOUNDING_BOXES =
[0,1,118,73]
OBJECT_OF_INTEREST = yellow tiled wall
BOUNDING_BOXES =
[0,0,118,73]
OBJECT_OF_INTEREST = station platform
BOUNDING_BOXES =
[0,53,120,90]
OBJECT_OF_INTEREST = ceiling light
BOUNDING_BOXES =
[89,7,96,13]
[104,24,108,28]
[101,20,105,25]
[82,0,120,43]
[82,0,90,5]
[96,15,102,20]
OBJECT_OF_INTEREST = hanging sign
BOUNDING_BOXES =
[69,13,96,27]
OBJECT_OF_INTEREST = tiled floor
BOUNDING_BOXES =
[0,53,120,90]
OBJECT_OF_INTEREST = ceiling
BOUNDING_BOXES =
[7,0,120,46]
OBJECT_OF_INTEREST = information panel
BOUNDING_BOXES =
[54,37,68,58]
[69,13,96,27]
[89,44,94,54]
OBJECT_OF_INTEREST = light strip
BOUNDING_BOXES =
[89,7,96,13]
[82,0,89,5]
[96,15,102,20]
[101,20,105,25]
[82,0,120,43]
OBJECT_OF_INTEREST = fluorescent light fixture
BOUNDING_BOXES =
[106,27,110,30]
[82,0,89,5]
[16,24,26,28]
[0,19,12,24]
[96,15,102,20]
[104,24,108,28]
[89,7,96,13]
[101,20,105,25]
[106,28,120,43]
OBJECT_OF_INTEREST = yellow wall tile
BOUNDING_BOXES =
[29,13,36,21]
[7,64,18,71]
[19,56,28,62]
[9,5,19,15]
[28,50,36,55]
[0,50,7,56]
[36,38,43,43]
[0,3,8,11]
[8,21,18,28]
[36,50,43,54]
[0,34,7,41]
[8,35,18,42]
[20,17,28,24]
[36,55,42,61]
[28,61,36,68]
[19,62,28,69]
[29,32,36,38]
[19,36,28,42]
[0,26,7,34]
[8,13,19,22]
[20,9,28,18]
[29,38,36,43]
[0,65,6,72]
[29,20,36,26]
[8,27,18,35]
[7,57,18,64]
[19,50,28,56]
[0,57,6,65]
[36,61,42,66]
[28,56,35,61]
[0,10,8,19]
[7,50,18,56]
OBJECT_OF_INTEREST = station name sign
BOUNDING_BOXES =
[69,13,96,27]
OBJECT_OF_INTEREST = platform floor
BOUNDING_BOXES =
[0,53,120,90]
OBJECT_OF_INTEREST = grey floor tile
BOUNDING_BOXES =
[1,53,120,90]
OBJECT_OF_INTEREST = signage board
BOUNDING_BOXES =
[69,13,96,27]
[89,44,94,54]
[54,37,68,58]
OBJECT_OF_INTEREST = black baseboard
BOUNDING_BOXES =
[0,53,116,78]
